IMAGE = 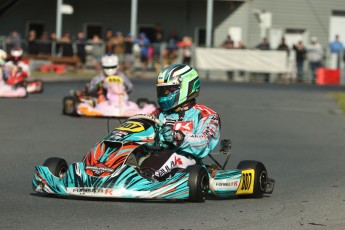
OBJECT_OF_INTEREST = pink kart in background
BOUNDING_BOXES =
[0,81,27,98]
[63,75,157,118]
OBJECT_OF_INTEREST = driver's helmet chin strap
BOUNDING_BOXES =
[172,99,196,112]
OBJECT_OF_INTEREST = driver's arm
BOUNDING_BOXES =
[177,113,221,159]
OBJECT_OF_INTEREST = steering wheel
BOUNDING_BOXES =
[128,114,163,127]
[128,114,165,151]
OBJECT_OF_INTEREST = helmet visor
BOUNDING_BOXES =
[103,66,117,76]
[156,85,179,98]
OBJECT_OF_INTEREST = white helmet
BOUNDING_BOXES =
[101,54,119,76]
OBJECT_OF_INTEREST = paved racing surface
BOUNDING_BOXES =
[1,79,345,229]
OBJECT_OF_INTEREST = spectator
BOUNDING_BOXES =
[152,23,164,73]
[178,36,193,66]
[277,37,290,56]
[256,37,270,50]
[221,35,235,80]
[112,32,125,72]
[306,36,323,84]
[38,31,51,55]
[293,41,306,83]
[162,31,179,67]
[50,32,58,56]
[27,30,38,55]
[59,32,73,57]
[75,32,87,71]
[329,35,344,69]
[236,40,246,49]
[89,34,104,72]
[105,28,114,53]
[256,37,270,82]
[134,33,150,77]
[7,30,21,51]
[221,35,234,49]
[124,33,134,77]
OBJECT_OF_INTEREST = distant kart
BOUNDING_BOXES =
[6,68,43,94]
[0,82,27,98]
[32,114,275,202]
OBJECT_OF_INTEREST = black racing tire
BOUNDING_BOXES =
[43,157,68,178]
[187,165,209,202]
[63,96,79,116]
[136,98,150,109]
[236,160,268,198]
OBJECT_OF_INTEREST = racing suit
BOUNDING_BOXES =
[5,60,30,78]
[141,100,221,179]
[88,73,133,103]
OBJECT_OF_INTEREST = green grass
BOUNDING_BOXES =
[330,92,345,115]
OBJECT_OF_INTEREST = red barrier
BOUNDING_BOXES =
[316,68,340,85]
[40,64,66,74]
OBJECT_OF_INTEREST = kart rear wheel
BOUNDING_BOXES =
[63,96,78,116]
[43,157,68,178]
[187,165,209,202]
[236,160,268,198]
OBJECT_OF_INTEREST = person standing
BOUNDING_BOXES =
[329,35,344,69]
[306,37,323,84]
[75,32,87,71]
[293,41,306,83]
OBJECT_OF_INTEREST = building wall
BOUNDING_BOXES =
[214,0,345,49]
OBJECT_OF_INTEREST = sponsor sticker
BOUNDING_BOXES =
[236,169,255,195]
[174,121,193,132]
[116,121,145,132]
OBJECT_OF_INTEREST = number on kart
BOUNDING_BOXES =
[116,121,144,132]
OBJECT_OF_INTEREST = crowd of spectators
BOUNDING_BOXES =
[2,28,344,82]
[221,34,344,83]
[2,26,194,77]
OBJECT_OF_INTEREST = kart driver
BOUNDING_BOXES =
[0,49,9,83]
[141,64,221,180]
[5,48,30,79]
[87,54,133,103]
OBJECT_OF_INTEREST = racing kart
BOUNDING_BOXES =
[0,82,27,98]
[32,114,275,202]
[7,67,43,94]
[62,94,156,118]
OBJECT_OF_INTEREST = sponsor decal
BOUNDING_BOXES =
[105,76,123,84]
[236,169,255,195]
[116,121,144,132]
[174,121,193,132]
[85,165,114,175]
[72,188,104,193]
[154,156,181,177]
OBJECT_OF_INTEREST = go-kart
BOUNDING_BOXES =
[63,94,156,118]
[0,82,27,98]
[6,67,43,94]
[32,114,275,202]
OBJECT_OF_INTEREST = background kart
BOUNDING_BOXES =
[0,82,27,98]
[7,68,44,94]
[32,114,275,202]
[62,95,156,118]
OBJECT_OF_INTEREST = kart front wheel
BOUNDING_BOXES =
[63,96,78,116]
[236,160,268,198]
[43,157,68,178]
[187,165,209,202]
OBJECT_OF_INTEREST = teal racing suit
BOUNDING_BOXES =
[152,101,221,160]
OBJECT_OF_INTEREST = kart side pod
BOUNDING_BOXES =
[209,160,275,198]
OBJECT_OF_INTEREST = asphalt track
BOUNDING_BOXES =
[1,79,345,230]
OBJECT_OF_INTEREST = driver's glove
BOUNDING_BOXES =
[160,125,185,146]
